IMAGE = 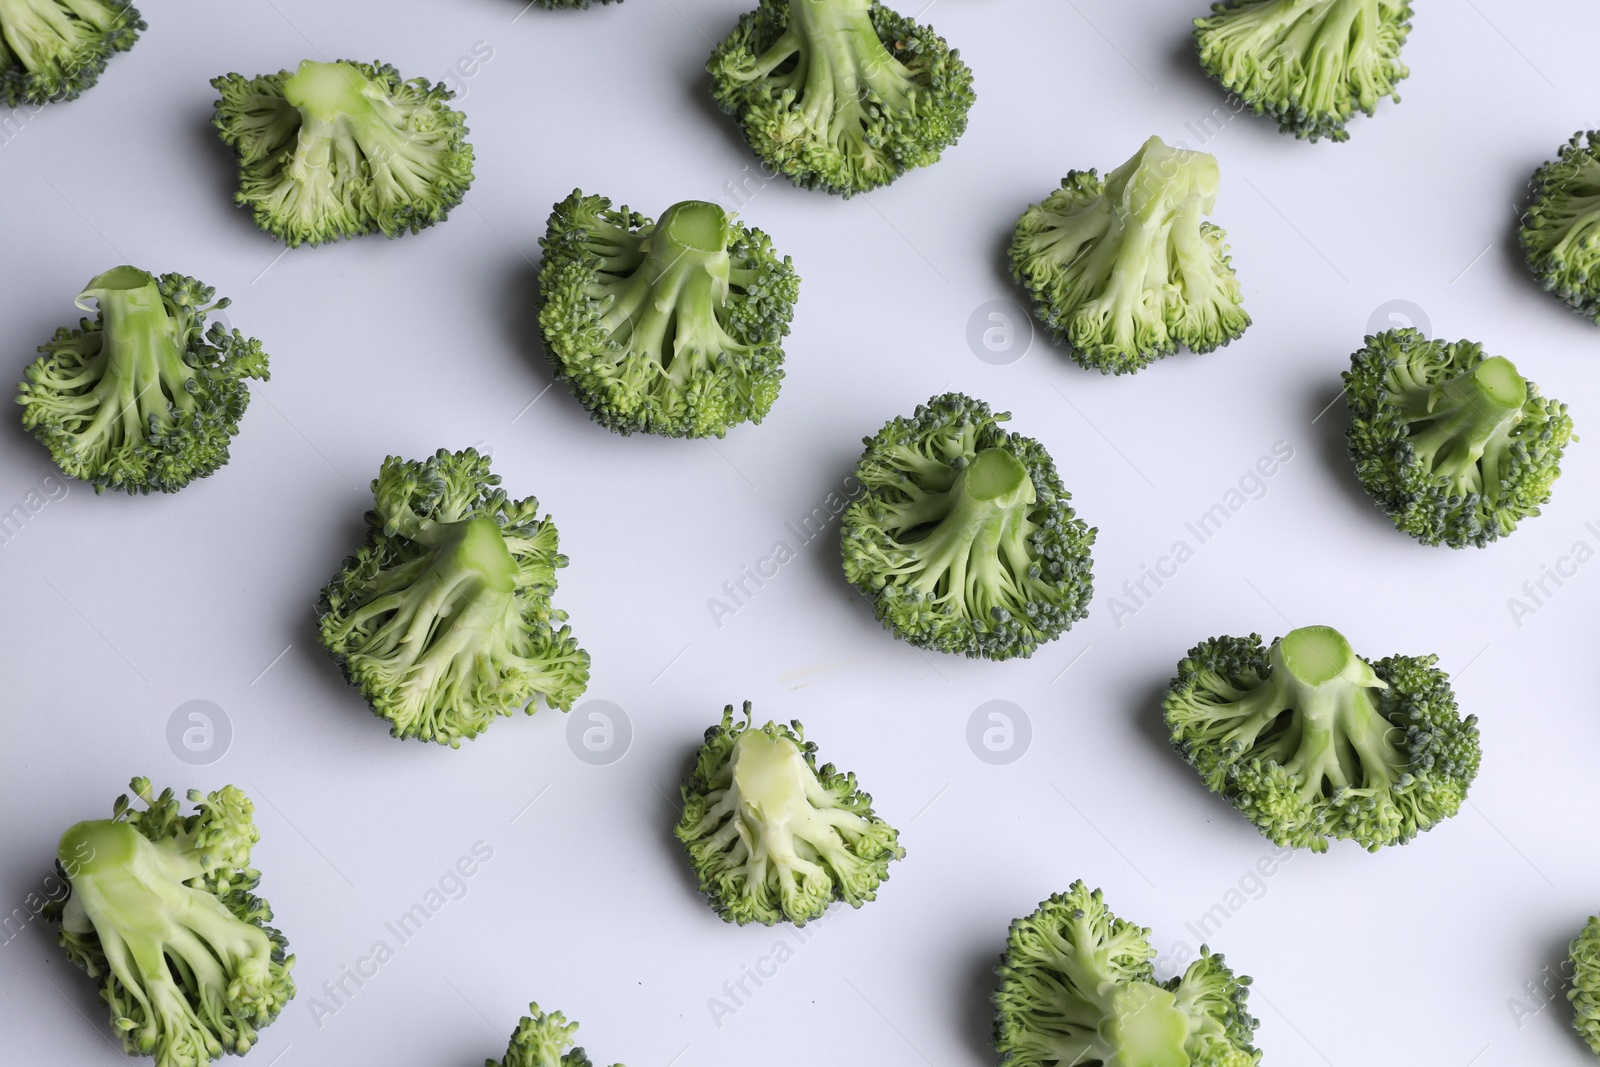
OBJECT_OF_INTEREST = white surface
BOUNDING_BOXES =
[1,1,1597,1065]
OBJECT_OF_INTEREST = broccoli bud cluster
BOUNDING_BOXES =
[995,882,1261,1067]
[1344,329,1574,549]
[675,702,904,926]
[1164,626,1481,853]
[841,392,1096,660]
[708,0,974,197]
[317,448,590,747]
[50,779,295,1067]
[537,191,799,439]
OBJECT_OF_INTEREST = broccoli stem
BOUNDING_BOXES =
[282,61,439,202]
[896,448,1036,619]
[593,201,747,380]
[0,0,115,72]
[1266,626,1405,802]
[337,516,523,736]
[738,0,918,153]
[1539,155,1600,260]
[1102,983,1193,1067]
[47,268,197,465]
[1400,357,1527,504]
[58,819,274,1061]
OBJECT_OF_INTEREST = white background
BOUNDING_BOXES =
[1,1,1597,1065]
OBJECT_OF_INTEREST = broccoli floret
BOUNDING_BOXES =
[0,0,142,106]
[994,882,1260,1067]
[1571,917,1600,1055]
[1010,136,1250,375]
[1521,131,1600,323]
[1344,328,1574,548]
[537,191,799,438]
[707,0,974,197]
[487,1003,621,1067]
[211,59,475,247]
[49,778,294,1067]
[1165,625,1480,853]
[676,702,904,926]
[1194,0,1413,143]
[317,448,589,747]
[16,266,268,495]
[840,393,1095,660]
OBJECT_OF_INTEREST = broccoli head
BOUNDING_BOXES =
[1571,916,1600,1055]
[1011,136,1250,375]
[488,1002,621,1067]
[212,59,475,247]
[707,0,974,197]
[840,393,1095,660]
[0,0,142,106]
[537,191,799,438]
[676,702,904,926]
[50,778,294,1067]
[1344,328,1574,548]
[1165,625,1480,853]
[317,447,589,747]
[1521,130,1600,323]
[16,266,269,494]
[1194,0,1413,142]
[994,882,1260,1067]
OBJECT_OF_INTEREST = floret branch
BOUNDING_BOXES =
[675,702,904,926]
[1194,0,1413,143]
[537,191,798,438]
[16,266,269,494]
[1164,625,1481,852]
[48,778,295,1066]
[317,448,590,747]
[994,882,1261,1067]
[841,392,1096,660]
[211,59,475,246]
[0,0,144,106]
[1344,329,1574,548]
[708,0,975,196]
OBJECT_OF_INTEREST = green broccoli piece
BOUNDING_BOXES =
[1010,136,1249,375]
[840,393,1095,660]
[0,0,142,106]
[49,778,294,1067]
[676,702,904,926]
[487,1003,621,1067]
[1194,0,1413,143]
[1344,328,1574,548]
[707,0,974,197]
[1165,625,1481,853]
[1571,916,1600,1055]
[317,447,589,747]
[211,59,475,247]
[536,190,798,438]
[994,882,1260,1067]
[1521,131,1600,323]
[15,265,268,494]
